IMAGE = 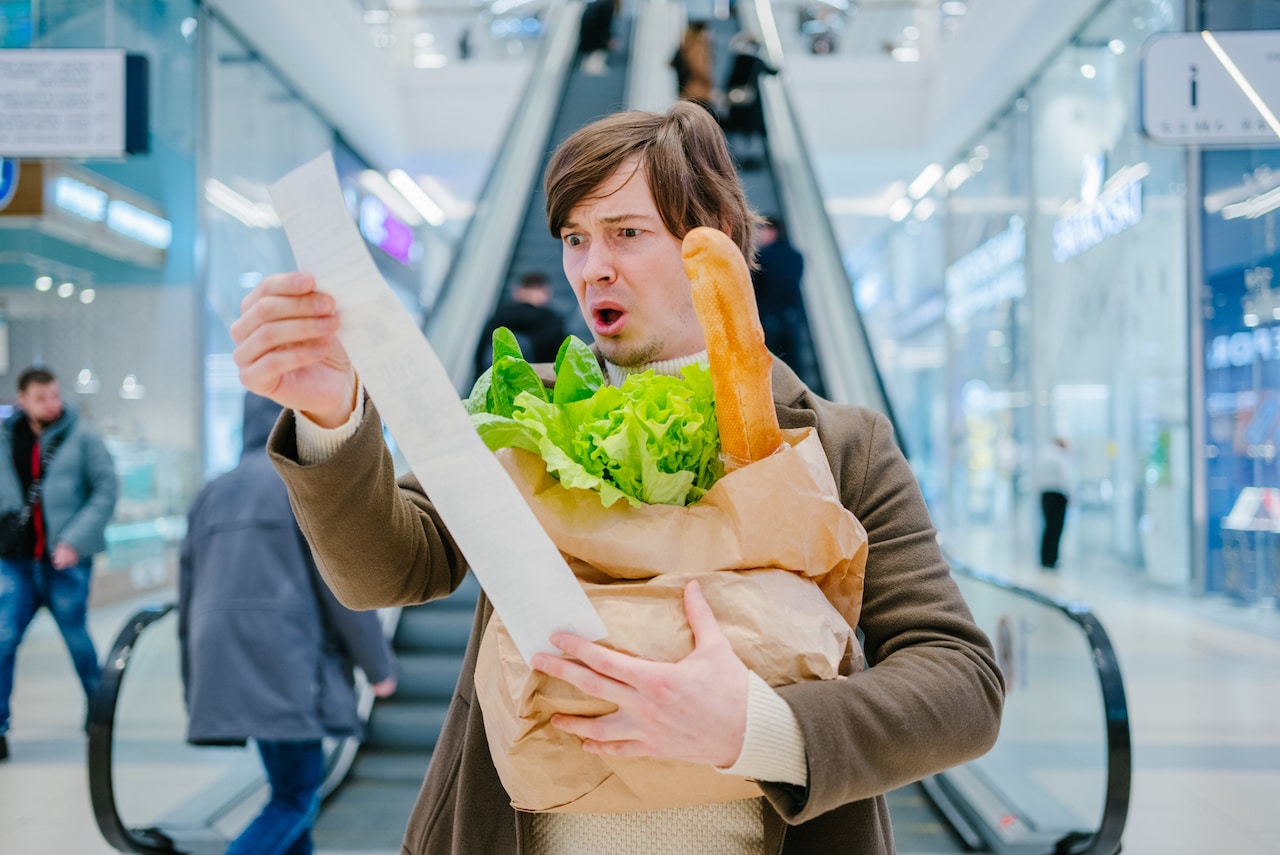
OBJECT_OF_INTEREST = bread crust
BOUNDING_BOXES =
[682,226,783,467]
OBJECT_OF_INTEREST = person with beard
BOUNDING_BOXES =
[474,271,567,381]
[0,366,117,761]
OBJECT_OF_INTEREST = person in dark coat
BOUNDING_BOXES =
[752,215,805,362]
[474,271,567,380]
[179,392,396,855]
[721,34,777,168]
[577,0,616,75]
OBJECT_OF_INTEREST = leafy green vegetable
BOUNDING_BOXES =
[468,327,721,507]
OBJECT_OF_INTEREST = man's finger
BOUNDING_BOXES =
[548,633,654,689]
[238,272,318,315]
[232,315,339,368]
[532,650,634,707]
[682,580,725,649]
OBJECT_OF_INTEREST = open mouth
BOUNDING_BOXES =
[592,305,626,334]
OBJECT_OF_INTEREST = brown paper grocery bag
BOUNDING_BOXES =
[474,427,868,813]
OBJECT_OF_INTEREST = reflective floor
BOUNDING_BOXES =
[1,534,1277,854]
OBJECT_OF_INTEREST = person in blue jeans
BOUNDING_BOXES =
[0,366,118,762]
[181,393,396,855]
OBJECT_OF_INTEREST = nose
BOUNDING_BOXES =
[580,239,616,287]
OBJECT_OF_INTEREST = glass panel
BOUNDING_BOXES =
[110,610,265,836]
[954,574,1110,834]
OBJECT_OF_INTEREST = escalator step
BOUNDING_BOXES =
[886,784,976,853]
[366,701,451,750]
[314,778,421,851]
[350,748,433,784]
[389,652,464,700]
[394,608,474,653]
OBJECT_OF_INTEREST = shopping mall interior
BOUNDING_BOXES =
[0,0,1278,853]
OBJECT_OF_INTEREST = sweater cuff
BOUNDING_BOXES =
[295,389,365,464]
[715,670,808,787]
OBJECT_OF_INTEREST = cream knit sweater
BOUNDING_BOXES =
[296,354,808,853]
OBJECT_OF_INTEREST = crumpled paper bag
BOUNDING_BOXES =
[474,427,868,813]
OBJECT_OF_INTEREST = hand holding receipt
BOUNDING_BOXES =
[235,152,605,665]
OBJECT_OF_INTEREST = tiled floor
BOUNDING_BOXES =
[1,533,1277,854]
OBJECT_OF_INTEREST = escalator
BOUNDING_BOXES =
[87,2,1130,853]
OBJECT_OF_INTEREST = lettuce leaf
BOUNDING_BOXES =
[467,328,721,507]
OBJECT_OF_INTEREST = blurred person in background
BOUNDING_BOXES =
[751,215,805,363]
[474,271,567,380]
[1035,437,1073,569]
[0,366,117,761]
[179,392,396,855]
[578,0,617,75]
[720,34,777,169]
[671,21,716,111]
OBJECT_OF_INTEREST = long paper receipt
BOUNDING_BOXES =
[269,152,607,665]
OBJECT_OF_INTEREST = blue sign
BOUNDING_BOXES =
[0,158,17,210]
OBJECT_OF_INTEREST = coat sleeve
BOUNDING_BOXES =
[57,431,118,555]
[268,396,470,611]
[177,488,204,711]
[762,411,1005,821]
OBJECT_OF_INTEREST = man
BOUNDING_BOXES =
[474,271,567,380]
[0,366,117,761]
[1036,437,1072,569]
[180,392,397,854]
[230,102,1003,854]
[751,215,805,362]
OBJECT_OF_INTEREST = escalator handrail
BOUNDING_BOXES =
[738,0,905,453]
[425,0,584,391]
[87,601,382,853]
[945,557,1132,855]
[87,602,180,854]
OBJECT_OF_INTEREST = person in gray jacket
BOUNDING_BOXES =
[179,392,397,855]
[0,366,117,761]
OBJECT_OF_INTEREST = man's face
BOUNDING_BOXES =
[559,158,706,367]
[18,381,63,427]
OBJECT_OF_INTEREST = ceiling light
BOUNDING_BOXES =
[57,282,75,298]
[903,26,920,41]
[414,53,447,69]
[968,157,985,173]
[888,198,913,222]
[359,170,424,227]
[1080,64,1097,79]
[1108,39,1126,55]
[891,45,920,62]
[908,163,945,199]
[205,179,281,229]
[945,162,973,191]
[75,369,100,394]
[79,288,96,304]
[973,144,990,159]
[941,1,967,15]
[34,275,52,292]
[913,198,938,221]
[119,374,146,400]
[363,10,391,24]
[388,170,446,226]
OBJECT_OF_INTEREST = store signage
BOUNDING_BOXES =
[1053,156,1145,262]
[106,199,171,249]
[0,158,16,209]
[1223,487,1280,533]
[1141,30,1280,146]
[945,216,1025,327]
[0,49,142,157]
[53,175,108,221]
[1207,325,1280,370]
[359,195,414,265]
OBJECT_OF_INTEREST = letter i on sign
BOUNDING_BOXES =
[1189,65,1198,108]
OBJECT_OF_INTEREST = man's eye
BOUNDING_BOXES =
[621,228,640,238]
[563,234,583,247]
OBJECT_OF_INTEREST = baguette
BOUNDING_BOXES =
[682,226,783,467]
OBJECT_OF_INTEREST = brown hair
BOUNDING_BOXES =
[544,101,761,266]
[17,366,56,392]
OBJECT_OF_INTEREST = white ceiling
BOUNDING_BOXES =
[208,0,1105,247]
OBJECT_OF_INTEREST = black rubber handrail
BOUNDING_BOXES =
[946,557,1132,855]
[87,602,182,854]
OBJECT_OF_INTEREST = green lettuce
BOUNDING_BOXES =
[468,327,722,507]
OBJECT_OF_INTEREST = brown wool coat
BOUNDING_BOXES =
[269,359,1005,855]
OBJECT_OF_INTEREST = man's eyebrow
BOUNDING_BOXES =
[560,213,658,231]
